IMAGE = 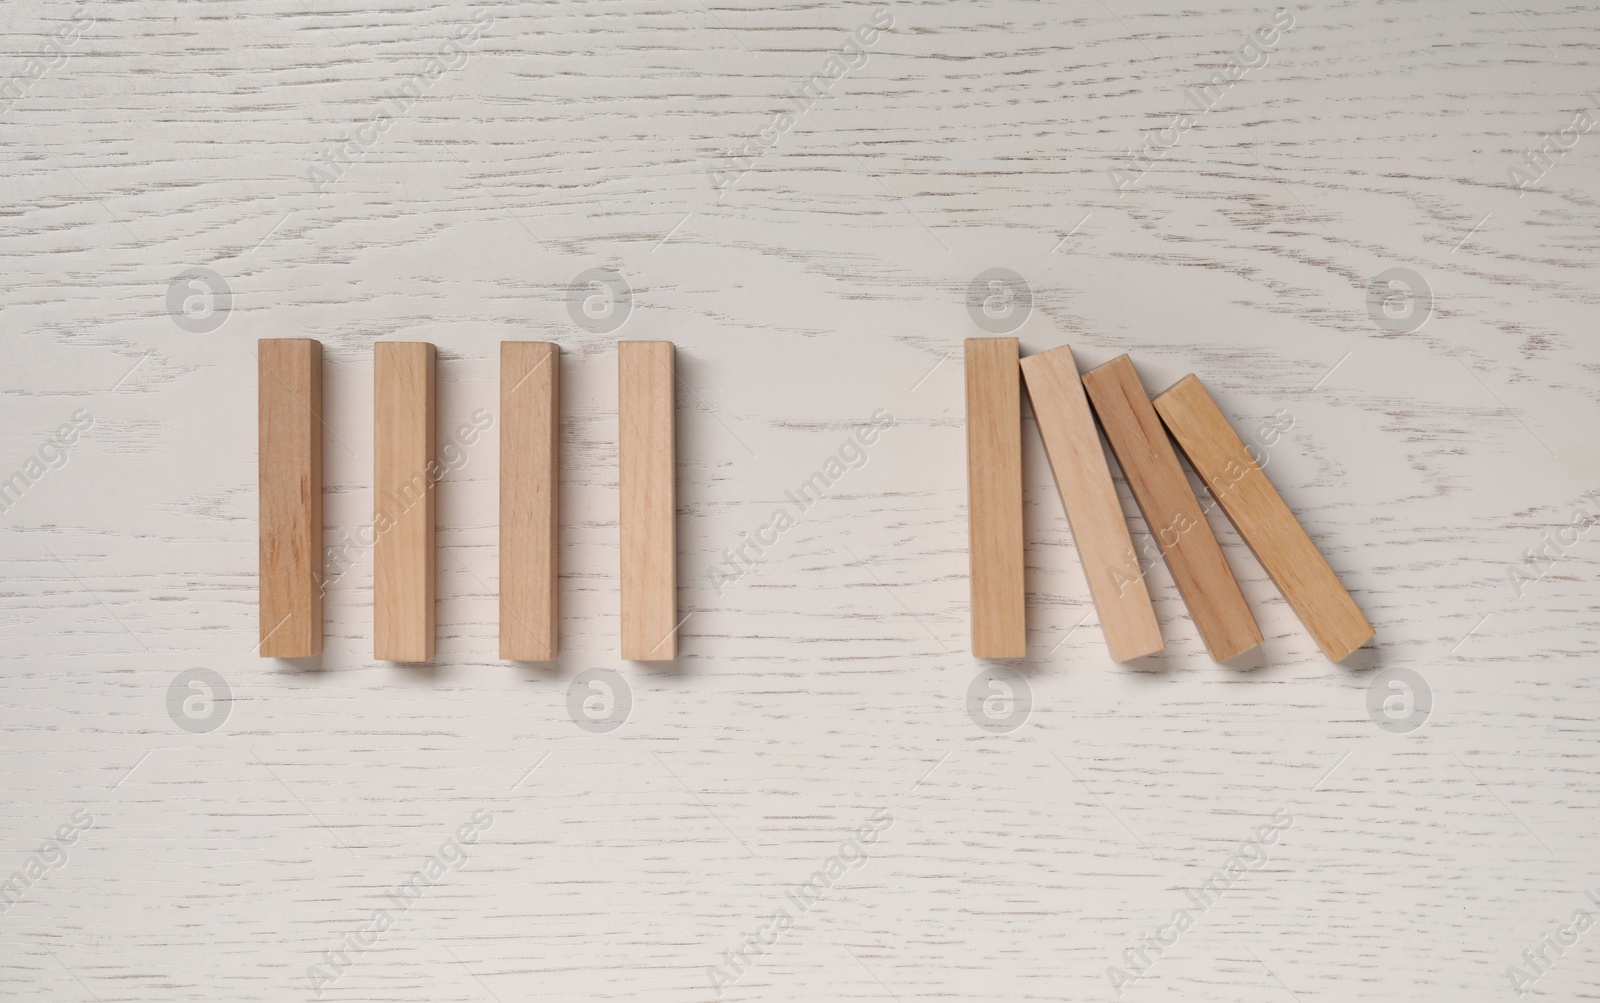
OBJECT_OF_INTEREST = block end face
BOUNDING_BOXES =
[1206,629,1265,664]
[259,632,322,659]
[1318,623,1376,664]
[1152,372,1203,404]
[375,647,434,664]
[501,645,557,662]
[973,634,1027,659]
[1107,635,1165,663]
[1081,353,1133,380]
[623,643,677,662]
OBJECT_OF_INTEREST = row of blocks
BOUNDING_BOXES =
[966,339,1374,663]
[258,339,678,662]
[260,338,1373,665]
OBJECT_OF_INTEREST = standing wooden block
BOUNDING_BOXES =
[965,337,1027,658]
[374,342,436,663]
[1081,355,1262,662]
[258,338,323,657]
[500,342,560,661]
[1020,345,1163,661]
[1153,375,1374,662]
[618,341,677,661]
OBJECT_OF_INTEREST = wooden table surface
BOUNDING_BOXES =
[2,1,1597,999]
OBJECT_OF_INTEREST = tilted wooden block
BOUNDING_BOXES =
[1081,355,1262,662]
[1153,374,1374,662]
[374,342,436,663]
[619,341,677,661]
[1021,345,1163,661]
[258,338,323,657]
[965,337,1027,658]
[500,342,560,661]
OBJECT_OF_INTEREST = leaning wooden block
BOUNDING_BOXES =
[258,338,323,657]
[374,342,436,663]
[500,342,560,661]
[1153,374,1374,662]
[1081,355,1261,662]
[965,337,1027,658]
[1021,345,1163,661]
[619,341,677,661]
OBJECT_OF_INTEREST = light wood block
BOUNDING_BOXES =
[500,342,560,661]
[619,341,677,661]
[1020,345,1163,661]
[1154,374,1374,662]
[965,337,1027,658]
[374,342,436,663]
[1081,355,1262,662]
[258,338,323,657]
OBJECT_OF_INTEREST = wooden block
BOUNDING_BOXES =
[965,337,1027,658]
[1081,355,1262,662]
[1020,345,1163,661]
[258,338,323,657]
[619,341,677,661]
[500,342,560,661]
[374,342,436,662]
[1154,374,1374,662]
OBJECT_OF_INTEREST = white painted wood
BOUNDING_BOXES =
[0,1,1597,999]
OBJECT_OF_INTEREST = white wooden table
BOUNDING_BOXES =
[2,1,1597,999]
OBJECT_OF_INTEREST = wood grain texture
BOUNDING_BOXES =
[257,338,322,657]
[618,340,676,661]
[1082,355,1262,662]
[499,342,559,661]
[965,337,1026,658]
[1155,373,1375,662]
[373,341,436,663]
[1022,344,1162,662]
[4,2,1600,1000]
